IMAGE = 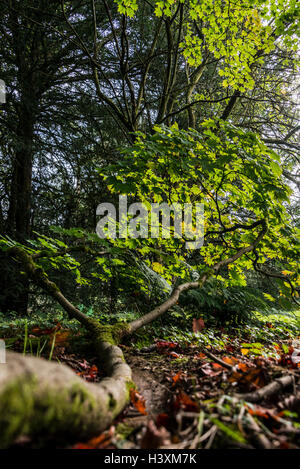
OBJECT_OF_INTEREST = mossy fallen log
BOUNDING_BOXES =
[0,346,133,448]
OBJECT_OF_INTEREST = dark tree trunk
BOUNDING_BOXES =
[7,107,34,238]
[0,1,77,315]
[0,104,35,315]
[0,6,37,315]
[0,257,29,315]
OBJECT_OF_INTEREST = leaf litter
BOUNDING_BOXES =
[4,320,300,449]
[69,326,300,450]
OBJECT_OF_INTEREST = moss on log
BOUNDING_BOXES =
[0,348,133,448]
[91,322,131,346]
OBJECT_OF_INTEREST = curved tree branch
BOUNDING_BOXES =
[128,219,268,333]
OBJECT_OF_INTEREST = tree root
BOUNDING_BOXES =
[0,345,133,448]
[235,374,295,403]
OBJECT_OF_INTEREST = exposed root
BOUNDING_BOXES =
[0,347,133,448]
[235,374,295,403]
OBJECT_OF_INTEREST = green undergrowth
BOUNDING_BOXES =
[0,305,299,360]
[129,309,300,361]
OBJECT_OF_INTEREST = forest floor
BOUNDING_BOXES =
[1,312,300,449]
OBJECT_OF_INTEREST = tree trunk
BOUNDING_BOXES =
[0,255,29,315]
[0,3,38,314]
[0,346,132,448]
[0,105,35,315]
